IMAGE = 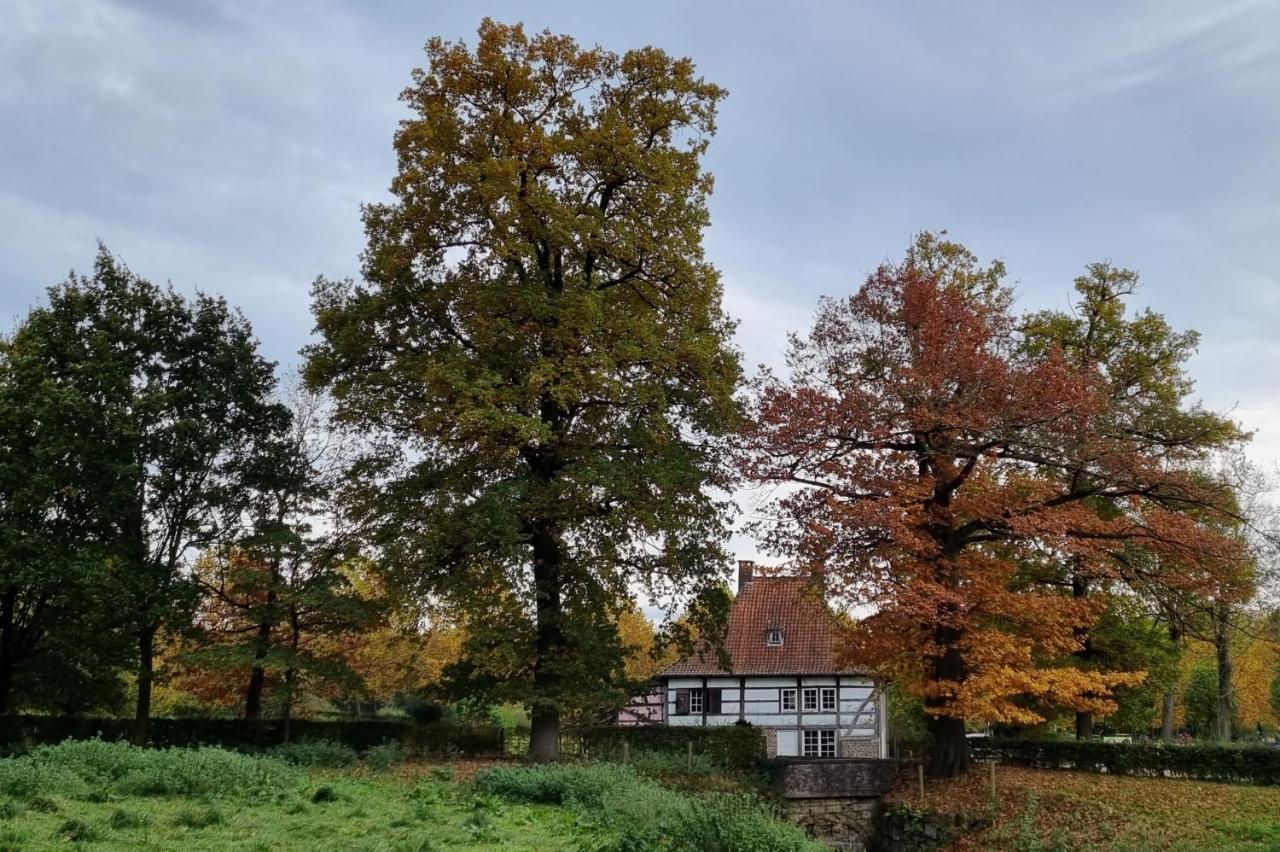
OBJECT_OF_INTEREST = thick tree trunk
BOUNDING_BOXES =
[925,639,970,778]
[133,625,156,746]
[528,526,565,763]
[1214,604,1233,742]
[244,620,271,721]
[926,714,970,779]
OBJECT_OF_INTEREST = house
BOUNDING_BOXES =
[627,560,887,759]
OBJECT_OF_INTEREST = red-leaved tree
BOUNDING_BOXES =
[742,234,1246,777]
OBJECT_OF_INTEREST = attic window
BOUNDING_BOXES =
[766,628,784,647]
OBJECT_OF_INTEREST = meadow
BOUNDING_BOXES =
[0,740,820,851]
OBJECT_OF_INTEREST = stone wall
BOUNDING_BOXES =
[875,807,981,852]
[782,797,879,851]
[840,737,881,759]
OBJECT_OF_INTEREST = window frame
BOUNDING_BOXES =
[689,689,704,714]
[820,687,837,711]
[801,687,819,712]
[781,688,797,711]
[802,729,837,758]
[766,628,784,646]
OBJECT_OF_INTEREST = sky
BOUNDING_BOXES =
[3,0,1280,570]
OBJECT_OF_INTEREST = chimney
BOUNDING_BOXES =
[737,560,756,595]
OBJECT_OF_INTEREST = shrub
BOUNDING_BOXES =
[0,740,301,802]
[364,741,403,771]
[311,785,338,804]
[475,763,821,852]
[170,805,223,829]
[268,739,358,768]
[972,739,1280,785]
[108,808,146,830]
[54,818,98,843]
[570,725,765,770]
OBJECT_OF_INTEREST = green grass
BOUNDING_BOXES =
[0,741,819,851]
[0,742,585,850]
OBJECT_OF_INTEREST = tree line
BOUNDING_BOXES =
[3,19,1278,775]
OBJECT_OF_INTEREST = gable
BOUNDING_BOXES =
[659,576,867,676]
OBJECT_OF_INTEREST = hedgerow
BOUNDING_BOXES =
[973,738,1280,785]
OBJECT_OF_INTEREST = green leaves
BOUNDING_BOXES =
[306,22,741,727]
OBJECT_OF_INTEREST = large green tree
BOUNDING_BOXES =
[306,20,741,760]
[0,325,130,713]
[15,248,288,743]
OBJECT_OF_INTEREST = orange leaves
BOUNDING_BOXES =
[743,233,1244,736]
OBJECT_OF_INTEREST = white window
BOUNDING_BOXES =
[802,729,837,758]
[781,688,797,711]
[821,687,837,711]
[802,688,819,712]
[689,690,703,714]
[766,629,784,646]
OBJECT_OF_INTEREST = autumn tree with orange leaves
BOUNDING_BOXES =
[742,234,1247,777]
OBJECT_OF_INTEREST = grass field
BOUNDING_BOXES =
[887,763,1280,851]
[0,741,819,851]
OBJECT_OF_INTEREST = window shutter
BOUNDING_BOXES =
[675,689,690,715]
[707,689,722,715]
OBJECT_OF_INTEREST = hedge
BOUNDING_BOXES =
[972,738,1280,785]
[567,724,766,769]
[0,715,504,757]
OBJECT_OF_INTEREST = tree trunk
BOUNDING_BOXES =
[1072,571,1093,740]
[133,625,156,746]
[528,525,565,763]
[244,620,271,721]
[0,587,17,715]
[1214,603,1233,742]
[926,714,970,779]
[925,639,970,778]
[1160,618,1182,744]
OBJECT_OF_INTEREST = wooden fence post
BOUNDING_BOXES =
[917,763,925,799]
[622,739,630,764]
[989,760,997,802]
[687,740,694,770]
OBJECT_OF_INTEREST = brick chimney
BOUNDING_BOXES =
[737,560,756,595]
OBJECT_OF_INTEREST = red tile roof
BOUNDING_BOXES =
[659,576,867,676]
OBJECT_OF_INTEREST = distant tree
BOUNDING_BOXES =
[306,20,741,760]
[1271,658,1280,720]
[15,248,288,743]
[742,234,1245,777]
[1183,661,1225,738]
[1022,263,1244,739]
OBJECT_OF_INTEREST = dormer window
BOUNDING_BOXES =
[766,628,784,647]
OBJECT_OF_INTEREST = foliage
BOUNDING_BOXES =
[268,739,359,768]
[1184,662,1227,738]
[570,724,766,769]
[475,762,821,852]
[972,738,1280,785]
[1084,596,1181,734]
[6,247,291,739]
[741,233,1246,774]
[305,19,742,757]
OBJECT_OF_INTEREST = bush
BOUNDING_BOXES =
[569,725,766,770]
[364,741,403,771]
[972,738,1280,785]
[475,762,821,851]
[0,740,301,802]
[267,739,358,768]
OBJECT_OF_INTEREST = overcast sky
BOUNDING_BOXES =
[4,0,1279,567]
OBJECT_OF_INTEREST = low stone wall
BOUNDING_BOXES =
[783,797,880,851]
[768,759,897,851]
